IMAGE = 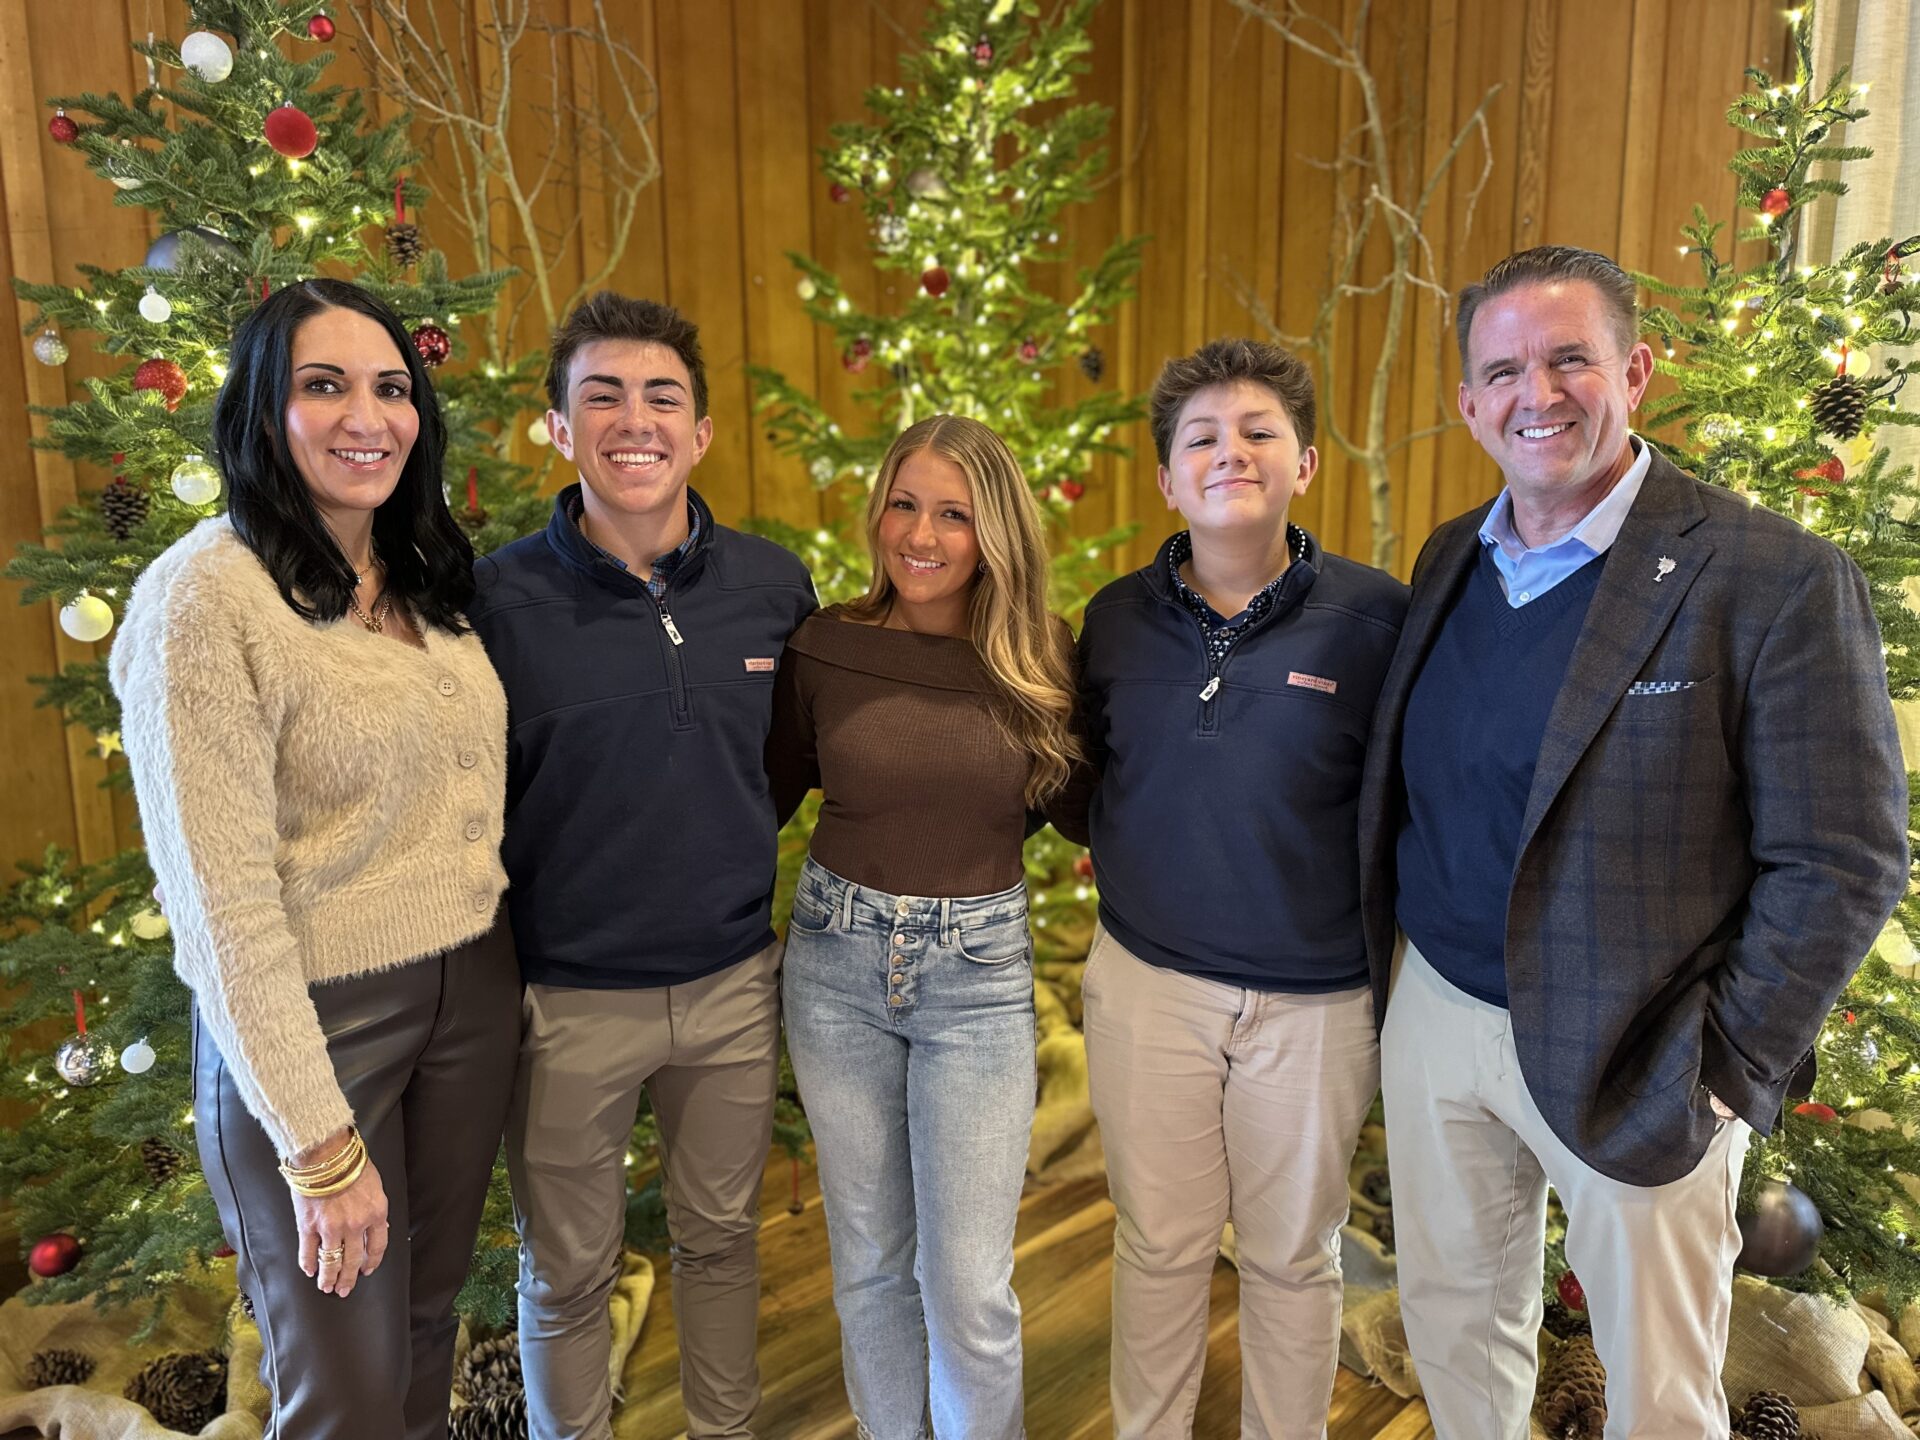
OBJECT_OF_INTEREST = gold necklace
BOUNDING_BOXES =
[347,591,395,634]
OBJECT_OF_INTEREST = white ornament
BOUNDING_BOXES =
[180,31,234,83]
[32,330,68,366]
[138,288,172,323]
[59,595,114,642]
[120,1039,156,1075]
[526,417,551,447]
[129,908,170,940]
[170,454,221,506]
[796,277,818,302]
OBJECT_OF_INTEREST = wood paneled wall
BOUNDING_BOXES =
[0,0,1789,866]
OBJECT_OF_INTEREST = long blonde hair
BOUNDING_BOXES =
[840,415,1081,805]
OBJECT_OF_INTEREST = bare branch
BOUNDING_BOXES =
[347,0,663,355]
[1227,0,1497,569]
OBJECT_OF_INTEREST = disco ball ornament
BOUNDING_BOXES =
[171,455,222,506]
[145,227,242,271]
[138,288,172,323]
[873,213,910,254]
[33,329,68,366]
[179,31,234,83]
[411,322,451,367]
[59,595,114,643]
[120,1039,156,1075]
[54,1032,116,1087]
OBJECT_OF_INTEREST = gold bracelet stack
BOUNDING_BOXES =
[277,1125,368,1197]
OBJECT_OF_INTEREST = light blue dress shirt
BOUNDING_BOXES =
[1477,436,1653,608]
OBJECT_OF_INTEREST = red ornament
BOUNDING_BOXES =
[411,323,451,368]
[1793,455,1846,493]
[842,336,873,373]
[1555,1270,1586,1312]
[1846,1010,1858,1024]
[1060,479,1086,502]
[264,104,319,159]
[28,1232,82,1278]
[828,182,850,204]
[133,356,189,411]
[973,33,994,66]
[307,13,336,41]
[1018,338,1040,362]
[1761,186,1792,218]
[1792,1101,1840,1124]
[212,1242,236,1258]
[48,110,78,145]
[1072,853,1093,879]
[921,265,950,299]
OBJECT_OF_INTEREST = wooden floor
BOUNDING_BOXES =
[616,1153,1432,1439]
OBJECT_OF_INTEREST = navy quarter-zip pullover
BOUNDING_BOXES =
[1067,529,1408,992]
[467,484,816,988]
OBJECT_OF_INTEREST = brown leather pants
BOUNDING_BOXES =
[193,921,521,1440]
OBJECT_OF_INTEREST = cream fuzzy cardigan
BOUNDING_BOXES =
[110,518,509,1157]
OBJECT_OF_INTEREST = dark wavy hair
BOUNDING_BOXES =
[213,278,474,632]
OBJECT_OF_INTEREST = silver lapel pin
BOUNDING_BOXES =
[1655,556,1676,583]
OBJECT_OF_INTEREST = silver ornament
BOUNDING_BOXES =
[809,456,835,483]
[874,213,910,254]
[54,1032,116,1088]
[33,330,68,366]
[904,166,952,201]
[145,227,242,272]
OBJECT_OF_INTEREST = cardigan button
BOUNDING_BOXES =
[473,892,492,913]
[458,750,478,769]
[464,820,484,842]
[437,676,458,697]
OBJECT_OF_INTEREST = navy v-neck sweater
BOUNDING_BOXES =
[1394,546,1606,1006]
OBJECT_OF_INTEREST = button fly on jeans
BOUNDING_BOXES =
[894,898,910,917]
[888,995,905,1007]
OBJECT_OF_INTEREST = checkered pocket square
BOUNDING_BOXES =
[1625,679,1700,695]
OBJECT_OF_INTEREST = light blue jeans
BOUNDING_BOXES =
[783,857,1036,1440]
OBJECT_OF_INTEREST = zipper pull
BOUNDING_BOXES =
[660,611,685,647]
[1198,676,1220,702]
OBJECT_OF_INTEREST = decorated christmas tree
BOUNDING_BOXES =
[1631,3,1920,1307]
[0,0,535,1324]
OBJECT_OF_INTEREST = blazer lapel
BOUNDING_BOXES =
[1514,455,1712,858]
[1383,513,1484,725]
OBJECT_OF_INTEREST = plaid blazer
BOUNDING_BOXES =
[1358,450,1909,1186]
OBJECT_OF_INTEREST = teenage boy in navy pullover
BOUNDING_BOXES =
[467,294,814,1440]
[1055,338,1406,1439]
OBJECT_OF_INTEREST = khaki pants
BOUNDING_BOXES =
[1382,940,1749,1440]
[1083,924,1380,1439]
[507,941,782,1440]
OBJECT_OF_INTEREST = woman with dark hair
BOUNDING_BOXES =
[110,278,518,1439]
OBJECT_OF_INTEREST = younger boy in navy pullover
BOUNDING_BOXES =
[1058,338,1406,1438]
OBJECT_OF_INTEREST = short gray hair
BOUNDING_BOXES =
[1456,245,1639,373]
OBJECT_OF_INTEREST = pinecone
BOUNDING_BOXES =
[386,222,423,267]
[1542,1298,1593,1341]
[1810,372,1869,440]
[123,1349,227,1433]
[141,1135,185,1185]
[451,1385,528,1440]
[456,1332,523,1403]
[99,477,149,541]
[26,1347,96,1388]
[1359,1167,1392,1206]
[1536,1334,1607,1439]
[1734,1388,1801,1440]
[1369,1207,1394,1251]
[1078,346,1105,383]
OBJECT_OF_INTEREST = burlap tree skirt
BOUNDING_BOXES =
[0,1253,654,1438]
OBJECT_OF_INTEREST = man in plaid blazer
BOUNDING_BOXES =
[1358,244,1908,1438]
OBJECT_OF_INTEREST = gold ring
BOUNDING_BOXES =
[317,1244,345,1265]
